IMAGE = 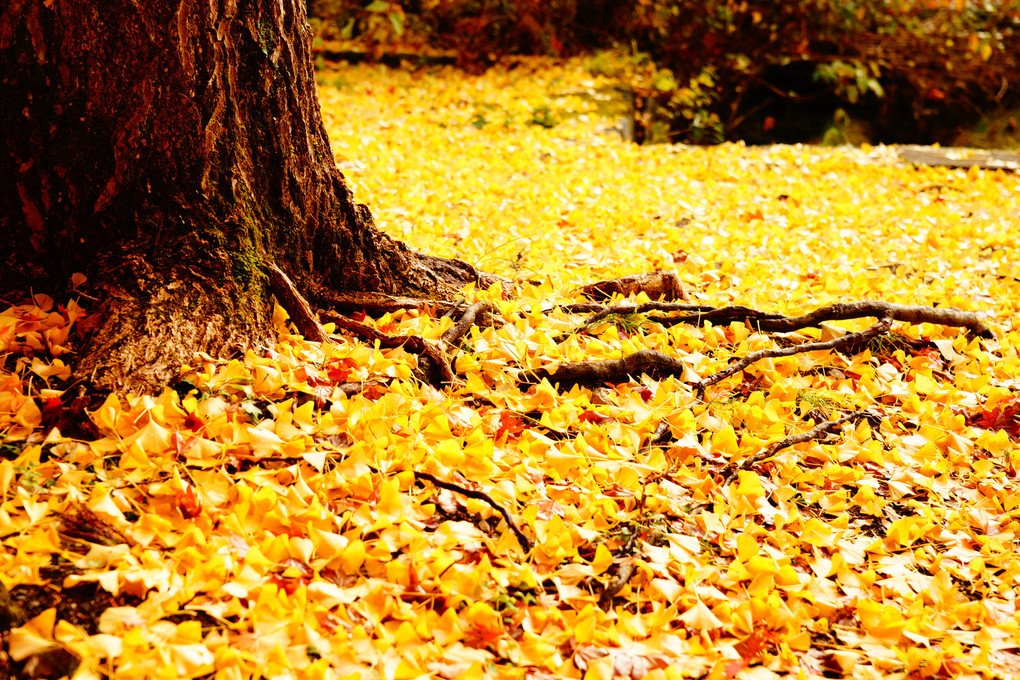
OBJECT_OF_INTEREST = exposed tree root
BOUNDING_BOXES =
[267,263,329,343]
[557,301,714,340]
[739,301,993,338]
[318,310,456,387]
[519,349,694,390]
[414,472,532,552]
[535,299,991,396]
[721,411,878,484]
[564,300,991,339]
[441,301,498,347]
[313,289,457,317]
[576,271,688,302]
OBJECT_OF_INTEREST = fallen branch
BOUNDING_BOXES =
[696,317,894,400]
[598,530,639,610]
[414,472,532,552]
[722,411,875,483]
[747,301,993,338]
[59,502,134,549]
[565,300,992,341]
[598,560,635,610]
[337,380,388,397]
[572,301,717,336]
[641,421,672,452]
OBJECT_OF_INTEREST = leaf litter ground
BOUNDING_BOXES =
[2,58,1020,680]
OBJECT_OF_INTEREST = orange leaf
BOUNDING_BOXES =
[175,487,202,519]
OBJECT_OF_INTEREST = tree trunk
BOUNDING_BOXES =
[0,0,487,393]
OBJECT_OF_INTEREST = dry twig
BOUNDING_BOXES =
[696,317,894,400]
[414,472,532,552]
[722,411,875,483]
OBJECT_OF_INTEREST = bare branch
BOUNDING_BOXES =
[441,301,496,346]
[750,301,993,338]
[722,411,874,483]
[697,317,894,399]
[656,301,992,338]
[414,472,532,552]
[598,561,636,610]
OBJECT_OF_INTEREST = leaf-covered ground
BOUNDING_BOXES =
[3,58,1020,680]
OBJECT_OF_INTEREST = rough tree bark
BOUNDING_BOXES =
[0,0,489,393]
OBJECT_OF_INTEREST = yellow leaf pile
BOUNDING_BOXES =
[2,58,1020,679]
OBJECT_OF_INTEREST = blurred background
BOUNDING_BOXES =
[306,0,1020,147]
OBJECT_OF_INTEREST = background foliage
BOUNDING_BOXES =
[307,0,1020,146]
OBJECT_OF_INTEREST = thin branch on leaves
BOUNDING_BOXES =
[598,530,639,610]
[641,421,672,451]
[722,411,876,484]
[414,472,532,552]
[554,301,716,339]
[598,561,636,610]
[695,316,894,400]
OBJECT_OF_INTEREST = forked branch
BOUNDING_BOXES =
[696,316,893,399]
[415,472,532,552]
[722,410,877,483]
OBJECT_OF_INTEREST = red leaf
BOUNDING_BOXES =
[183,411,205,431]
[326,357,359,382]
[176,487,202,519]
[496,411,525,440]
